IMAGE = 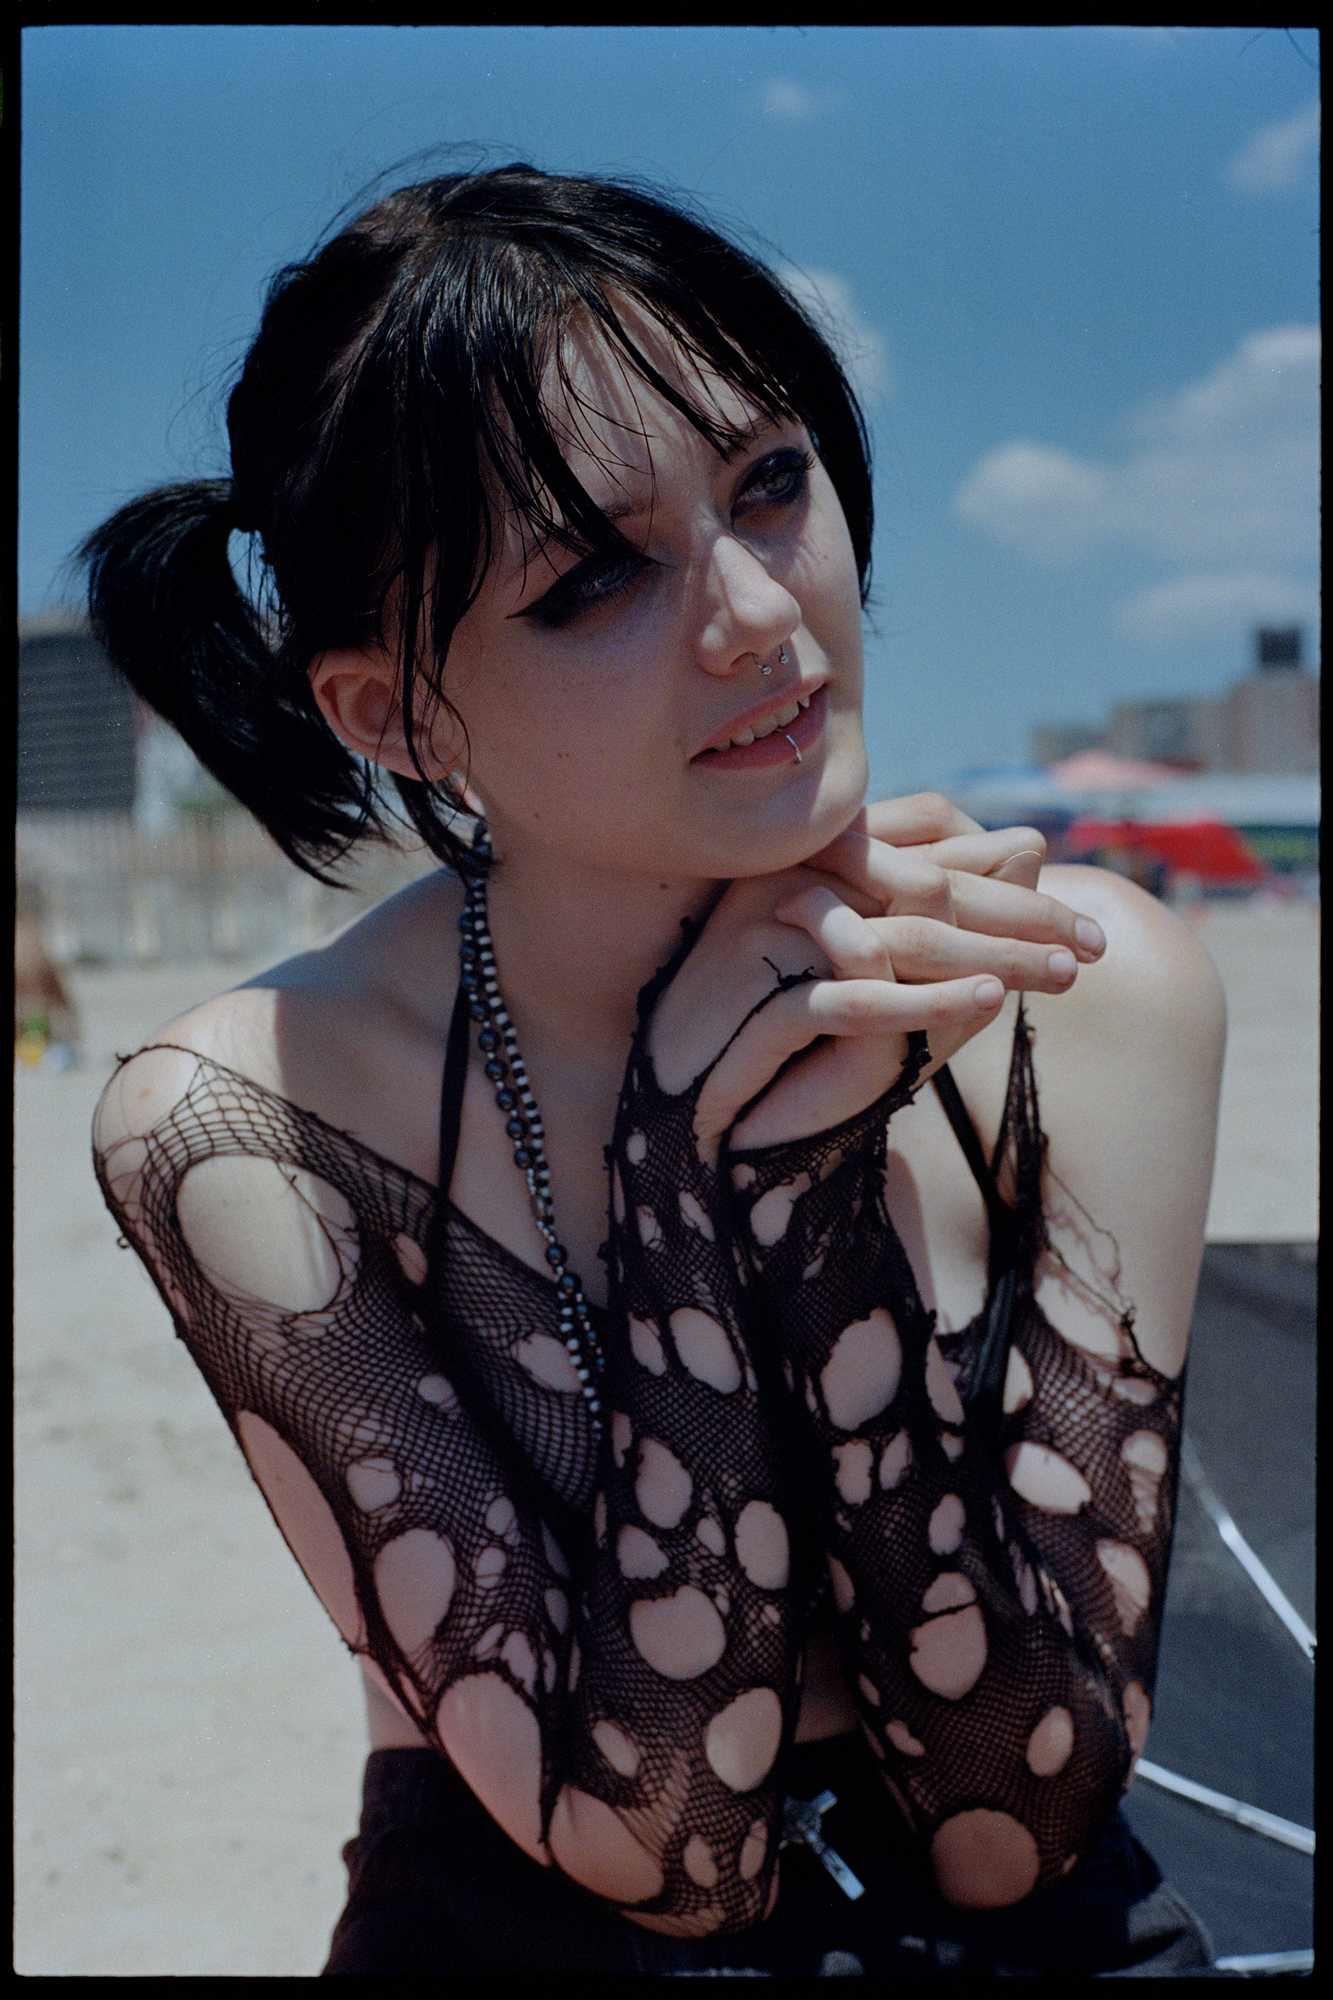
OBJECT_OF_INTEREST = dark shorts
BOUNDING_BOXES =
[321,1735,1232,1978]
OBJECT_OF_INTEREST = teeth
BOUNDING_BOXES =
[726,698,803,749]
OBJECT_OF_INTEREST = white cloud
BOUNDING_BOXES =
[1116,571,1318,647]
[953,323,1319,572]
[955,444,1109,561]
[777,263,891,404]
[1224,100,1320,194]
[760,78,821,121]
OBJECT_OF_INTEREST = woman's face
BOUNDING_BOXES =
[438,307,869,885]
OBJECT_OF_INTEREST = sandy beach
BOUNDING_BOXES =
[14,896,1318,1975]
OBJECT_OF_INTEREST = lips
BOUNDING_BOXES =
[693,683,829,770]
[692,680,827,760]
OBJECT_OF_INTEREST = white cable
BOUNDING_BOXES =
[1135,1759,1315,1856]
[1213,1949,1314,1974]
[1180,1433,1316,1666]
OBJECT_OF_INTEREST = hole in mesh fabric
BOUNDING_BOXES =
[629,1317,667,1375]
[635,1437,693,1529]
[501,1629,538,1693]
[734,1500,789,1588]
[908,1603,987,1698]
[833,1440,874,1505]
[593,1717,642,1777]
[695,1514,726,1555]
[374,1526,457,1654]
[617,1524,670,1579]
[514,1332,582,1392]
[739,1818,768,1880]
[928,1493,965,1554]
[880,1431,911,1489]
[629,1586,726,1678]
[931,1809,1040,1909]
[1004,1441,1093,1515]
[1097,1541,1152,1636]
[820,1310,902,1430]
[677,1189,715,1241]
[178,1156,356,1313]
[1003,1346,1034,1415]
[684,1835,719,1888]
[704,1686,782,1791]
[748,1173,812,1248]
[346,1454,401,1512]
[670,1307,741,1392]
[1122,1430,1169,1533]
[1026,1705,1075,1776]
[393,1232,428,1287]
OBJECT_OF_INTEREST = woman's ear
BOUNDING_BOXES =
[309,645,458,782]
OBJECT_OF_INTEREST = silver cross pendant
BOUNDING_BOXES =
[780,1788,866,1900]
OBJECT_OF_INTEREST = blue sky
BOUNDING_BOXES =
[20,24,1320,793]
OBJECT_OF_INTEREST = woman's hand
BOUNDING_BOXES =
[649,795,1106,1158]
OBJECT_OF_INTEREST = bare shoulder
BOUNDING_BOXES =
[1014,865,1228,1377]
[94,866,464,1191]
[1037,863,1227,1041]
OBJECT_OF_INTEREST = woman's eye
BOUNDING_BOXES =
[524,551,647,630]
[521,447,813,631]
[738,447,816,512]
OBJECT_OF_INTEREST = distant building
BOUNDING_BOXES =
[1105,698,1219,770]
[18,612,138,813]
[1029,722,1104,765]
[1030,625,1320,777]
[1226,627,1319,776]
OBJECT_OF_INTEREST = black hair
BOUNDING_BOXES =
[78,159,875,885]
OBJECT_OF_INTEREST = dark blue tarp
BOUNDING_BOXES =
[1120,1243,1315,1967]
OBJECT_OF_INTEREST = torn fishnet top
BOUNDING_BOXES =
[91,911,1178,1931]
[727,1000,1182,1904]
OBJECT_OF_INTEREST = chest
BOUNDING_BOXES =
[447,1026,1005,1341]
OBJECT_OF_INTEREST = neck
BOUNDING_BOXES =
[476,845,721,1103]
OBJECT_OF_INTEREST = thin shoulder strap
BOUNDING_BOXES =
[425,973,473,1279]
[932,1063,1007,1234]
[930,1062,1021,1447]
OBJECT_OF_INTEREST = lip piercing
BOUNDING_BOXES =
[783,733,802,764]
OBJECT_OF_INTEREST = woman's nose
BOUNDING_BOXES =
[693,533,801,679]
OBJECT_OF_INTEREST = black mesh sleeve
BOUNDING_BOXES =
[725,1021,1181,1909]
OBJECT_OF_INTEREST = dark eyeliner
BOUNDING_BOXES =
[520,547,649,630]
[519,443,814,631]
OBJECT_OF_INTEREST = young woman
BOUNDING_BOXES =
[83,161,1229,1977]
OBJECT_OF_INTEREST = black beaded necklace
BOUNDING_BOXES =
[459,824,607,1425]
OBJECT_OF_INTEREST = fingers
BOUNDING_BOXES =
[795,832,956,922]
[995,850,1045,892]
[859,792,986,843]
[703,963,1002,1147]
[794,824,1105,963]
[930,871,1104,958]
[905,827,1049,879]
[775,887,1082,995]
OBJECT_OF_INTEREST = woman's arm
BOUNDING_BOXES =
[724,869,1226,1908]
[91,1035,800,1939]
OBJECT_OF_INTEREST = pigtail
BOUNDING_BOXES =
[78,481,378,884]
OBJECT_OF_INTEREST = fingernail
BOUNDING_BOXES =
[1074,917,1105,957]
[974,977,1005,1008]
[1049,949,1077,981]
